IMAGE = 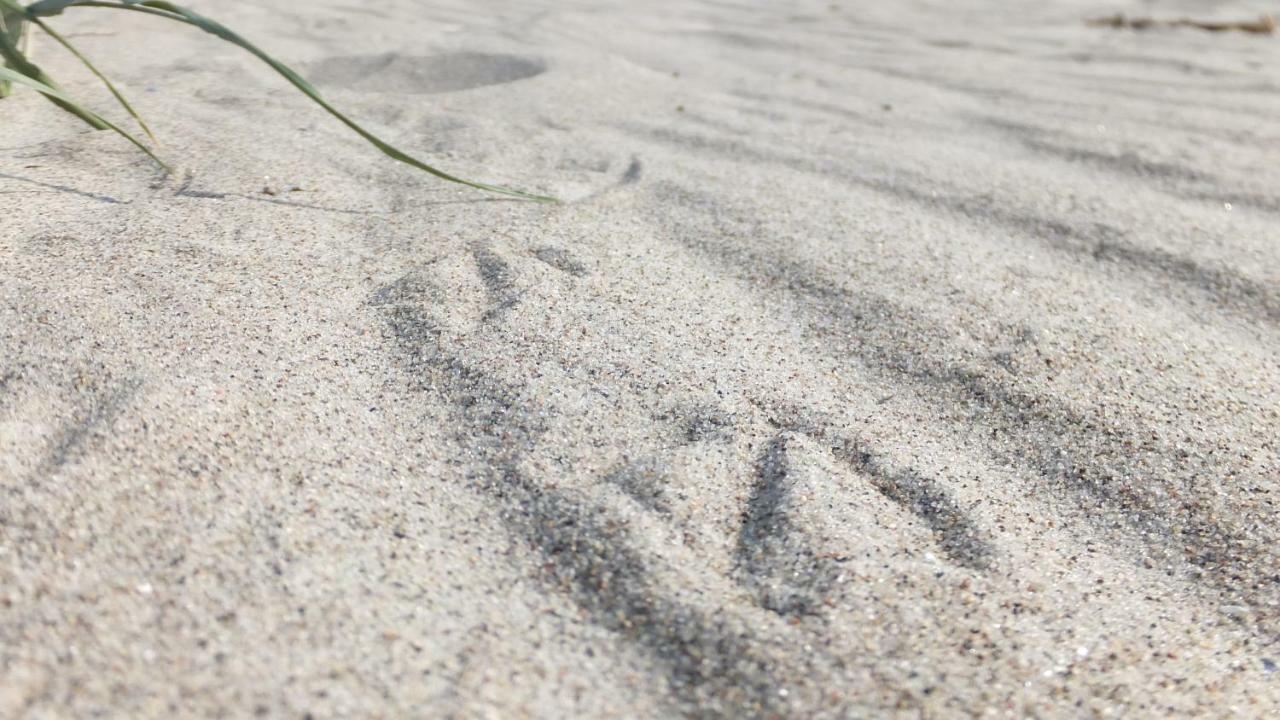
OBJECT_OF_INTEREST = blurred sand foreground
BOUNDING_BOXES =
[2,0,1278,716]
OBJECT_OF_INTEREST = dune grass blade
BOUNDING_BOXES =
[0,0,108,127]
[0,0,22,96]
[32,16,155,141]
[0,65,168,169]
[29,0,557,202]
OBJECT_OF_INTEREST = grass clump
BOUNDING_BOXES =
[0,0,554,201]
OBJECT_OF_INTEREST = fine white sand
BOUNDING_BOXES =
[2,0,1279,716]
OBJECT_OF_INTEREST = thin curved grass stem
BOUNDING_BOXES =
[33,0,556,202]
[0,1,109,127]
[0,64,169,169]
[31,16,156,141]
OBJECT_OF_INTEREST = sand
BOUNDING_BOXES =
[2,0,1278,716]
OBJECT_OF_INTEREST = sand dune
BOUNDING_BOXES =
[2,0,1278,716]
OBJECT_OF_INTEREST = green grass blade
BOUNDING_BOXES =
[0,65,169,170]
[0,0,23,96]
[31,0,556,201]
[31,16,156,141]
[24,0,82,15]
[1,1,109,128]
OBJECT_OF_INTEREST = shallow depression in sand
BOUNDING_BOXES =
[305,51,546,94]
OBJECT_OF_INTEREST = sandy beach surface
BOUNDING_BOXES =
[3,0,1279,716]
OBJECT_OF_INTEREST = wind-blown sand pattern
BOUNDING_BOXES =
[2,0,1278,716]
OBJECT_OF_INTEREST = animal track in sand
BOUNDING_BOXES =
[736,434,843,617]
[532,246,588,277]
[645,183,1280,637]
[307,52,546,94]
[0,364,140,482]
[753,407,995,573]
[470,244,522,320]
[369,270,822,716]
